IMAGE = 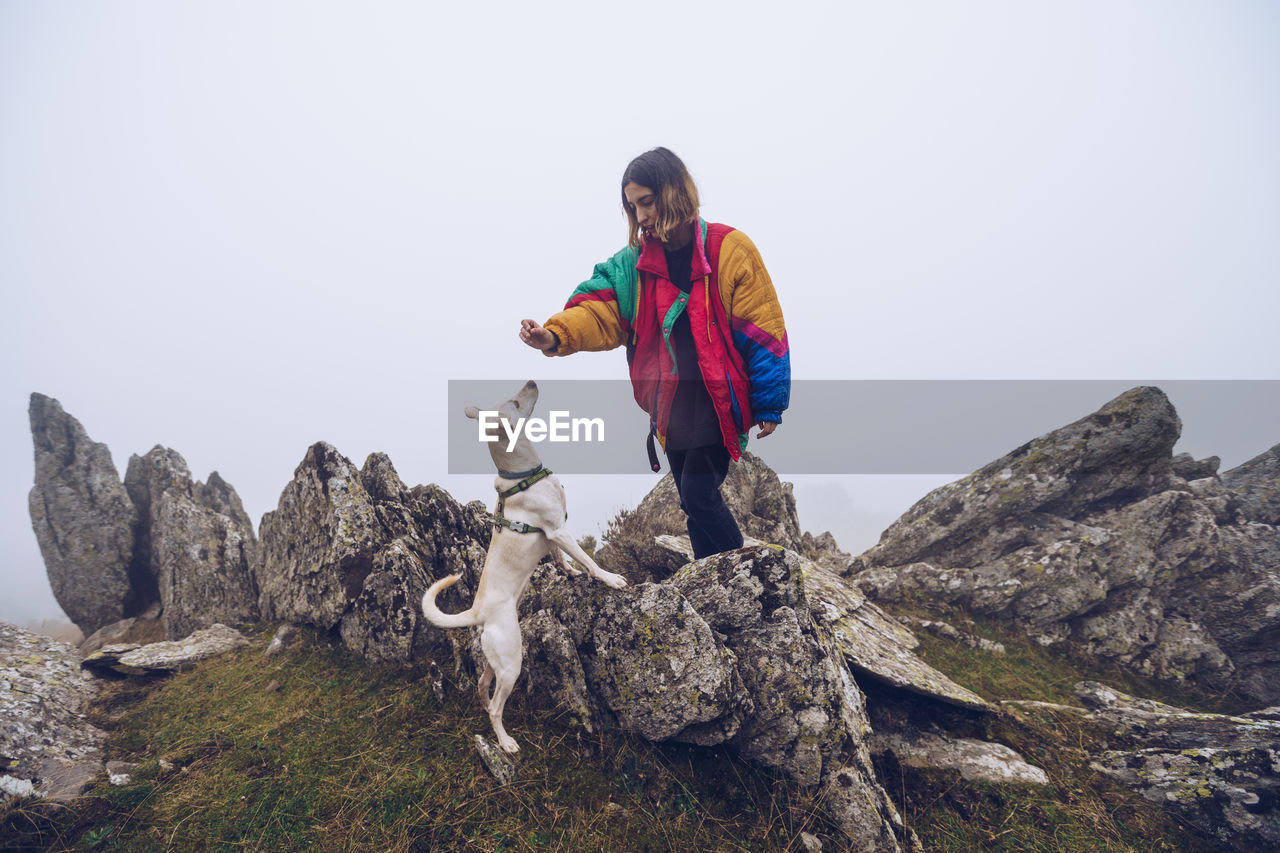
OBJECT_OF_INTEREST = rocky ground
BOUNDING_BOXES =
[14,386,1280,850]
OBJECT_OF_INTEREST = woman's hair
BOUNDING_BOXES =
[621,147,700,248]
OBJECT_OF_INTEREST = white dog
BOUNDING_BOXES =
[422,380,627,752]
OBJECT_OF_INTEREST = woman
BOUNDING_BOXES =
[519,147,790,559]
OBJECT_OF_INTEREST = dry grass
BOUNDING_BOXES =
[2,626,835,853]
[866,602,1229,852]
[1,604,1237,852]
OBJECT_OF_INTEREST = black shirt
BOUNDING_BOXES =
[664,241,723,450]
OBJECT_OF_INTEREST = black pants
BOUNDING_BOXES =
[667,442,744,559]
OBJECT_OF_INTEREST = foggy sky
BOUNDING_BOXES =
[2,2,1277,625]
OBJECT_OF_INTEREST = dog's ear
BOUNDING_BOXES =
[464,406,480,420]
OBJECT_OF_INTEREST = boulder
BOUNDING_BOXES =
[522,545,919,850]
[802,559,990,712]
[861,386,1180,569]
[27,394,147,635]
[868,730,1050,786]
[522,569,750,748]
[0,623,105,803]
[474,735,517,786]
[657,534,990,712]
[80,623,250,675]
[257,445,490,665]
[1172,452,1220,481]
[1078,681,1280,851]
[1221,443,1280,525]
[852,386,1280,705]
[125,446,260,638]
[257,442,376,630]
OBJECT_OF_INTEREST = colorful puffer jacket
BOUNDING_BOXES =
[543,219,790,459]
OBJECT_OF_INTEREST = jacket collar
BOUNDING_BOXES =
[637,218,712,280]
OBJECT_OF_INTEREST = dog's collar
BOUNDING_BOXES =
[493,467,555,535]
[496,466,549,499]
[496,464,543,482]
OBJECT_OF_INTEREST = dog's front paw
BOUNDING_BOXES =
[498,734,520,753]
[599,571,628,589]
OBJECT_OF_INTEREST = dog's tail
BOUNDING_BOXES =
[421,574,478,629]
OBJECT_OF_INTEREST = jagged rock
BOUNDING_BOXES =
[656,534,990,712]
[474,736,517,785]
[0,777,38,799]
[1164,521,1280,701]
[869,730,1050,786]
[520,606,596,733]
[798,831,823,853]
[672,546,913,850]
[340,472,491,667]
[79,642,143,674]
[599,451,849,579]
[669,548,853,775]
[0,623,105,802]
[800,530,853,573]
[523,545,917,850]
[27,394,146,635]
[862,386,1180,569]
[801,559,991,713]
[125,446,260,639]
[258,442,375,629]
[338,537,431,663]
[654,534,695,561]
[258,444,490,666]
[122,446,189,578]
[1221,443,1280,525]
[1172,452,1221,481]
[195,471,256,530]
[526,572,749,746]
[81,624,249,675]
[1078,681,1280,851]
[852,386,1280,704]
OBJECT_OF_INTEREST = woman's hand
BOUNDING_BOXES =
[754,421,778,438]
[519,319,558,352]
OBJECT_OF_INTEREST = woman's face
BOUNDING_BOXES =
[623,182,660,240]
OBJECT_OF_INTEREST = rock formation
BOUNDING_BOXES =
[257,443,491,665]
[598,450,850,579]
[1,624,105,804]
[3,621,257,806]
[1003,682,1280,850]
[125,446,260,638]
[80,623,251,676]
[28,394,144,634]
[22,383,1279,848]
[28,395,260,641]
[521,544,923,850]
[1221,442,1280,525]
[851,386,1280,706]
